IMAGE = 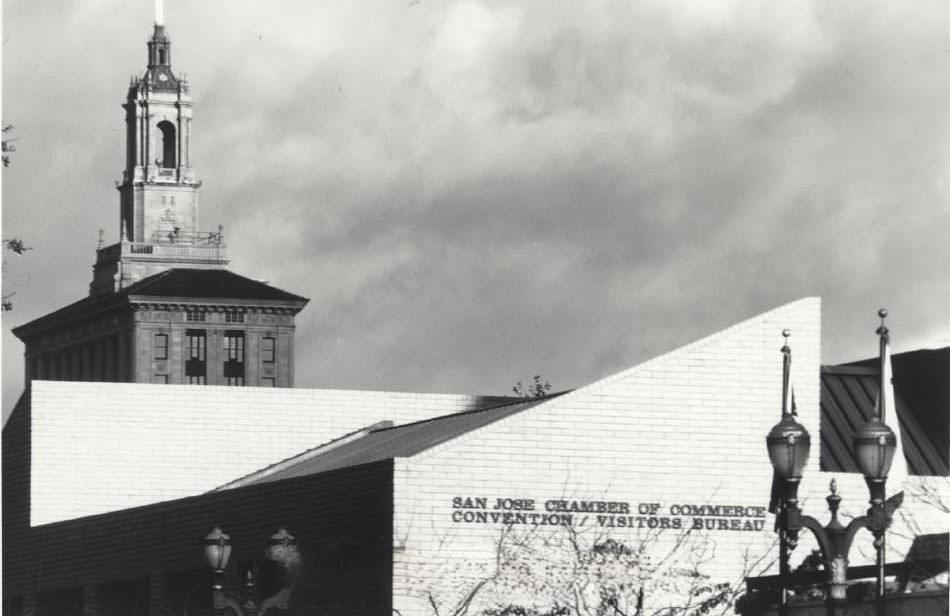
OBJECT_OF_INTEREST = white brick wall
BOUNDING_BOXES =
[392,298,825,615]
[391,298,949,616]
[29,382,500,525]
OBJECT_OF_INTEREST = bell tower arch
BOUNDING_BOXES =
[91,6,227,295]
[118,15,199,245]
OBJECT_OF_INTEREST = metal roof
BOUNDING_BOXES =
[217,349,948,490]
[820,348,949,477]
[13,268,308,338]
[125,268,308,303]
[218,393,563,489]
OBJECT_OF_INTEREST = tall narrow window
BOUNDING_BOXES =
[154,333,168,360]
[157,120,176,168]
[261,337,276,364]
[223,331,245,386]
[185,330,206,385]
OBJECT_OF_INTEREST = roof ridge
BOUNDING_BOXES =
[123,267,176,294]
[218,395,565,488]
[368,391,570,434]
[211,419,393,491]
[821,365,877,375]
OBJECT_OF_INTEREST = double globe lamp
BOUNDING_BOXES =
[767,310,899,613]
[203,526,298,616]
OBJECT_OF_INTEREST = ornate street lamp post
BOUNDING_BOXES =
[766,311,902,615]
[766,330,810,615]
[204,527,233,615]
[202,526,298,616]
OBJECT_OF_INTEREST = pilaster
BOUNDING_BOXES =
[20,593,35,616]
[82,584,102,616]
[148,570,168,616]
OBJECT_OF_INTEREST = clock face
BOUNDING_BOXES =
[158,73,169,82]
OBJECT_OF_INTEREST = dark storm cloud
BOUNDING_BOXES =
[4,1,948,416]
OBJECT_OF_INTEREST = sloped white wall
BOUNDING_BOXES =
[393,298,823,616]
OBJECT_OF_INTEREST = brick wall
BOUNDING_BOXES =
[392,298,824,615]
[2,389,32,541]
[390,297,950,616]
[24,382,510,525]
[4,460,394,616]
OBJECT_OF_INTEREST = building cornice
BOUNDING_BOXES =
[127,296,306,315]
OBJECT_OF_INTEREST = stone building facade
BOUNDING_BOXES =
[11,19,307,388]
[14,269,305,387]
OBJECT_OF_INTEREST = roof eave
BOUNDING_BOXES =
[11,296,129,340]
[127,295,308,313]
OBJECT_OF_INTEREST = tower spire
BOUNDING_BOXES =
[147,1,171,70]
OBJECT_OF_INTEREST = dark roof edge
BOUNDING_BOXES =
[216,391,572,490]
[212,420,394,492]
[834,346,950,368]
[129,268,310,303]
[12,295,128,339]
[370,390,571,435]
[126,294,309,310]
[12,269,311,338]
[821,365,877,376]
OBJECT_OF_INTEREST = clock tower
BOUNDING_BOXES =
[14,8,309,387]
[90,12,227,295]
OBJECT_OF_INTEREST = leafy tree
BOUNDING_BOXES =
[513,376,552,398]
[2,238,32,311]
[2,124,15,167]
[2,125,32,310]
[419,522,761,616]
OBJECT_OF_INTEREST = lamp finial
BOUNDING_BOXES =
[876,308,890,421]
[781,330,792,418]
[826,478,843,524]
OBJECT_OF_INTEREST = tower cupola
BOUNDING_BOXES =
[144,3,178,91]
[89,1,228,296]
[147,24,172,69]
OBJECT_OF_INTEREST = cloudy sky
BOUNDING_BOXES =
[3,1,948,418]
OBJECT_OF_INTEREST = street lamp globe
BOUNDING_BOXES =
[203,526,233,572]
[852,418,897,482]
[766,415,811,480]
[267,527,300,567]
